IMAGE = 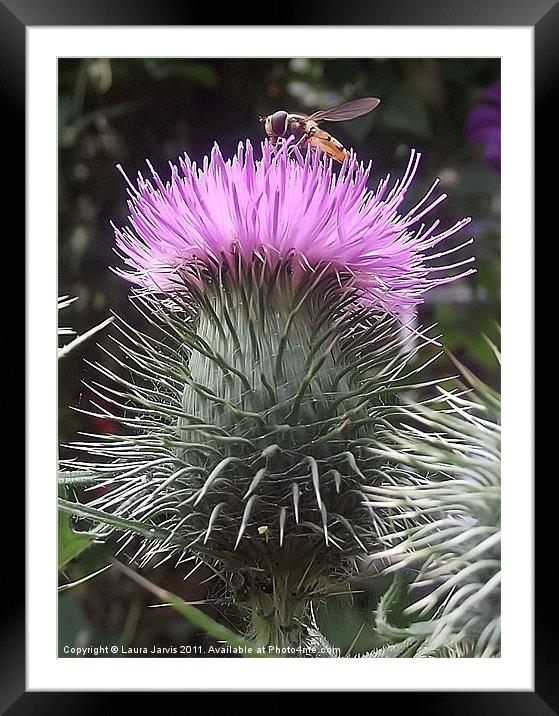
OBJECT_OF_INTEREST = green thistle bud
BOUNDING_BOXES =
[365,360,501,657]
[74,273,422,648]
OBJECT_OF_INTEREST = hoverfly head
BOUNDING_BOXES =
[269,110,289,138]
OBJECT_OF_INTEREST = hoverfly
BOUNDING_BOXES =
[260,97,380,163]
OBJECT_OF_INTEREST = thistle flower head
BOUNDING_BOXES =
[66,140,479,651]
[114,140,473,317]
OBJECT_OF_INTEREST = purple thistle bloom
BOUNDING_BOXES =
[114,140,473,317]
[465,80,501,172]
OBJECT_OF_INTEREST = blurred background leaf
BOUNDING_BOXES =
[58,504,95,570]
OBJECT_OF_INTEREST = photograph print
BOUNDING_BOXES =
[58,56,501,659]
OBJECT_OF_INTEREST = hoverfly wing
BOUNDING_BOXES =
[309,97,380,123]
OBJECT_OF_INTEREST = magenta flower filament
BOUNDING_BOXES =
[114,140,473,318]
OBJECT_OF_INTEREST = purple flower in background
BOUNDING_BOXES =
[465,81,501,172]
[114,140,473,317]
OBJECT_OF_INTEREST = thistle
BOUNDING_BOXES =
[63,140,473,651]
[58,295,113,359]
[364,359,501,657]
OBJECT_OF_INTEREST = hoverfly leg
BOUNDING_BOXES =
[288,128,313,158]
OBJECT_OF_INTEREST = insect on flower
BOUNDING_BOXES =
[260,97,380,162]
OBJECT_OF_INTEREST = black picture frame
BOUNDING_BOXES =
[10,0,546,710]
